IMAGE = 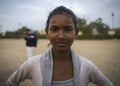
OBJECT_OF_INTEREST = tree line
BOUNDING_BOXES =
[0,17,120,39]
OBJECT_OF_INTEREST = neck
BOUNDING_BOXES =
[52,49,71,61]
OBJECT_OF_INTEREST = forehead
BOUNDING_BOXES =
[49,14,74,25]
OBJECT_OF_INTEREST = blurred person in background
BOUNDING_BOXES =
[24,29,38,58]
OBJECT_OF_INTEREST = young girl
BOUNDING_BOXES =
[7,6,113,86]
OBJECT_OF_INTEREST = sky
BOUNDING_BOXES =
[0,0,120,32]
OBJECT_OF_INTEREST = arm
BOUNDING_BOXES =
[6,60,31,86]
[89,61,113,86]
[33,34,38,47]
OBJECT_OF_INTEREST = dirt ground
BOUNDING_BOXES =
[0,39,120,86]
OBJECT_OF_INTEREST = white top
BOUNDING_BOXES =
[52,78,74,86]
[6,48,113,86]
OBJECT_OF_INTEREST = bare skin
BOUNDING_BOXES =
[52,50,73,81]
[46,14,78,81]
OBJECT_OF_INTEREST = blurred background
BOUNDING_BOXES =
[0,0,120,86]
[0,0,120,39]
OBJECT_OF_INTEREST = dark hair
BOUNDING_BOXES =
[45,6,77,32]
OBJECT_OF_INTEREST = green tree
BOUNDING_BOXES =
[77,17,92,34]
[89,18,110,35]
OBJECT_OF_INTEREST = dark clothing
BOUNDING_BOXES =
[24,33,38,47]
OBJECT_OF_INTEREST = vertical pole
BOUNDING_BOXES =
[0,24,2,33]
[112,12,114,29]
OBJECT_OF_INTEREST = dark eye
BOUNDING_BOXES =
[50,26,58,32]
[64,26,73,32]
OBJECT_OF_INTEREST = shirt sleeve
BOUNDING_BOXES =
[89,61,113,86]
[6,60,31,86]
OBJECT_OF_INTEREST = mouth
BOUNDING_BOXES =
[55,41,68,46]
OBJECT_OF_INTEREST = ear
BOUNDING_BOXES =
[76,29,79,36]
[46,35,48,38]
[75,29,79,39]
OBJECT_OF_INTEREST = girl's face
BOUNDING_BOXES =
[46,14,78,52]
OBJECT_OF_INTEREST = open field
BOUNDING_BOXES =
[0,39,120,86]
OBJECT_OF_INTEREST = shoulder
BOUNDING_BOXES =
[77,55,94,65]
[27,54,44,65]
[78,56,101,74]
[26,49,51,66]
[77,56,96,70]
[71,49,95,68]
[77,56,94,65]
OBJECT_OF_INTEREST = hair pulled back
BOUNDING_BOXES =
[45,6,77,32]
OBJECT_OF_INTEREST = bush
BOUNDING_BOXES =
[77,34,116,40]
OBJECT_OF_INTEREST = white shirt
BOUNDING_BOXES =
[6,48,113,86]
[52,78,74,86]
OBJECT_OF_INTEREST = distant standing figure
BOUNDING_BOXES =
[24,29,38,58]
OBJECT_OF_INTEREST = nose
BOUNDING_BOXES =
[57,30,66,38]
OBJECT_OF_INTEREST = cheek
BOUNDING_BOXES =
[67,34,76,43]
[69,32,76,38]
[47,30,51,38]
[47,32,55,42]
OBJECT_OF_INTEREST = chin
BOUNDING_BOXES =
[53,47,70,52]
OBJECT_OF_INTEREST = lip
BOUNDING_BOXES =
[55,41,67,46]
